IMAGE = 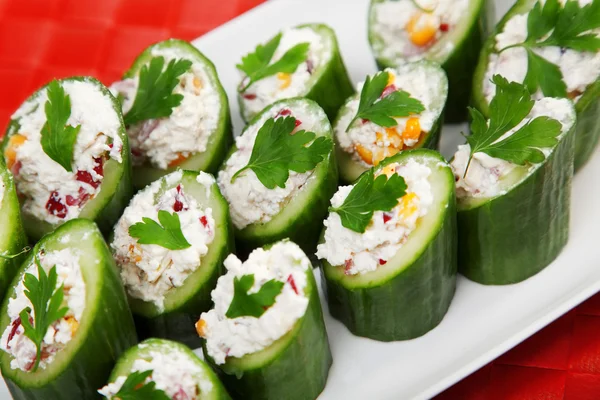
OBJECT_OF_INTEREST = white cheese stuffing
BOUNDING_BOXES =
[371,0,469,62]
[98,348,213,399]
[112,171,215,310]
[451,97,575,198]
[316,159,433,275]
[336,64,444,167]
[8,80,122,225]
[0,248,86,371]
[199,241,310,365]
[240,27,331,120]
[484,0,600,103]
[218,103,320,229]
[112,46,221,169]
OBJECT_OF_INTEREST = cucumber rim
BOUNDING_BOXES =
[0,220,111,386]
[322,149,455,289]
[108,338,227,400]
[334,60,448,183]
[122,39,232,188]
[1,76,131,240]
[238,23,339,122]
[368,0,487,66]
[456,101,577,212]
[122,170,231,319]
[222,98,335,242]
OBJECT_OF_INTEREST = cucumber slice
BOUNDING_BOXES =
[455,101,577,285]
[471,0,600,172]
[368,0,492,122]
[0,219,137,399]
[320,149,457,341]
[0,160,28,300]
[112,170,233,348]
[238,23,354,122]
[101,338,230,400]
[334,61,448,183]
[118,39,233,190]
[218,98,338,257]
[2,77,133,242]
[200,240,332,400]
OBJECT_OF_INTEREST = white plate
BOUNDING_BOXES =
[2,1,600,399]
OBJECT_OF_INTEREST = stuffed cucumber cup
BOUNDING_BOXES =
[318,149,456,341]
[451,97,577,285]
[111,39,232,189]
[197,240,331,400]
[0,160,28,299]
[0,219,137,399]
[472,0,600,171]
[111,170,233,347]
[98,338,230,400]
[217,98,338,256]
[237,23,353,122]
[335,61,448,183]
[2,77,132,241]
[368,0,491,121]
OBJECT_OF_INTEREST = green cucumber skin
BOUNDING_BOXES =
[457,125,576,285]
[108,338,231,400]
[322,170,457,340]
[2,77,133,242]
[1,220,137,400]
[372,0,492,122]
[224,98,340,258]
[123,39,234,190]
[127,171,234,347]
[203,269,332,400]
[238,24,354,122]
[471,0,600,172]
[0,162,28,299]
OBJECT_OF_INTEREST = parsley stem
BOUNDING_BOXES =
[498,43,526,54]
[231,167,249,183]
[463,155,473,179]
[346,116,359,132]
[0,246,31,260]
[410,0,434,13]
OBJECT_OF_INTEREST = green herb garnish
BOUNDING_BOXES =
[329,169,407,233]
[19,257,69,372]
[112,370,170,400]
[464,75,563,175]
[499,0,600,97]
[40,80,81,172]
[129,210,191,250]
[226,274,285,319]
[231,116,332,189]
[123,56,192,126]
[237,33,310,92]
[346,71,425,131]
[0,246,31,260]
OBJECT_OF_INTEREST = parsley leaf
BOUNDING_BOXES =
[40,80,81,172]
[128,210,191,250]
[19,257,69,372]
[237,33,310,92]
[347,71,425,131]
[0,246,31,260]
[226,274,285,319]
[500,0,600,97]
[112,370,170,400]
[329,169,407,233]
[123,56,192,126]
[231,117,332,189]
[464,75,563,174]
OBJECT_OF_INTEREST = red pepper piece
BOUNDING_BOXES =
[6,317,22,349]
[46,191,67,219]
[381,84,397,98]
[379,259,387,265]
[287,274,299,295]
[243,93,257,100]
[440,23,449,32]
[383,213,392,223]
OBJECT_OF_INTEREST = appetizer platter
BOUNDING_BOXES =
[0,0,599,399]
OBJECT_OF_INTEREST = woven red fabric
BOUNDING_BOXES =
[0,1,598,398]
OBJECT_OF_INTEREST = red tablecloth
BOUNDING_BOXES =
[0,0,598,398]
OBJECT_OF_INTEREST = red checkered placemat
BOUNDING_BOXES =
[0,1,599,398]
